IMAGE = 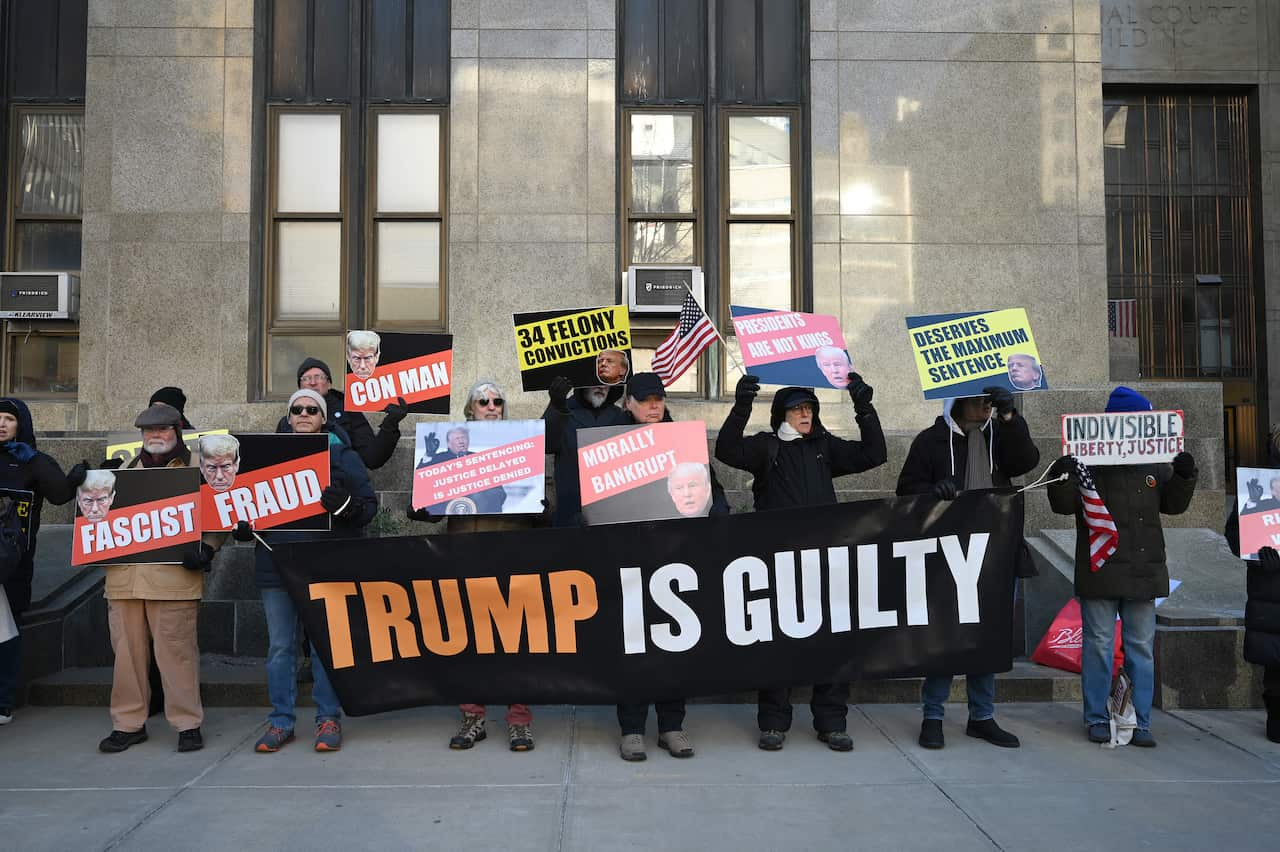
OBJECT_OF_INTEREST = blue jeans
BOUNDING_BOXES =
[261,587,341,731]
[1079,597,1155,731]
[0,633,19,710]
[921,673,996,722]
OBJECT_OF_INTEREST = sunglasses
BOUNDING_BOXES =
[477,397,504,407]
[290,405,322,416]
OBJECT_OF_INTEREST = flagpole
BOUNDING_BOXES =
[681,281,748,377]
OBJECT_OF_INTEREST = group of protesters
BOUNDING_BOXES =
[4,337,1279,762]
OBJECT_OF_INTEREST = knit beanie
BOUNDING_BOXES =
[288,388,328,419]
[1105,386,1152,413]
[296,357,333,385]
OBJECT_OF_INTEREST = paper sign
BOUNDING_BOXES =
[514,305,633,391]
[905,308,1048,400]
[1236,466,1280,559]
[577,420,711,525]
[343,331,453,414]
[105,429,229,468]
[0,487,35,546]
[72,468,202,566]
[197,433,331,532]
[731,306,853,388]
[412,421,546,514]
[1060,411,1185,465]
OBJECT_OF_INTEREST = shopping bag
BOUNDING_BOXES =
[1030,598,1123,676]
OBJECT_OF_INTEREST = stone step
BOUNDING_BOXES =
[27,656,1081,708]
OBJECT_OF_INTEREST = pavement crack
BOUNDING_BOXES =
[555,704,579,852]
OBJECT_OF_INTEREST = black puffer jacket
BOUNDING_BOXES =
[1224,508,1280,667]
[715,387,886,510]
[543,386,629,526]
[0,398,75,614]
[896,398,1040,496]
[276,388,399,470]
[1049,463,1195,600]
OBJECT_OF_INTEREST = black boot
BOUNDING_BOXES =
[1265,696,1280,744]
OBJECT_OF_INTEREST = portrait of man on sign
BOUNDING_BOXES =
[667,462,713,518]
[1006,352,1043,391]
[77,470,117,523]
[814,346,852,390]
[347,330,382,381]
[197,433,241,493]
[596,349,630,386]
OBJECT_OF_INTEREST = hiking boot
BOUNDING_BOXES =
[817,730,853,751]
[254,726,295,753]
[1087,722,1110,744]
[1130,729,1157,748]
[99,728,148,753]
[449,713,486,750]
[966,718,1020,748]
[619,733,647,761]
[758,730,785,751]
[0,707,12,725]
[314,719,342,751]
[658,730,694,758]
[919,719,945,750]
[177,728,203,752]
[508,723,534,752]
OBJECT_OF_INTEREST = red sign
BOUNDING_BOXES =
[201,450,330,531]
[73,493,201,566]
[412,432,546,512]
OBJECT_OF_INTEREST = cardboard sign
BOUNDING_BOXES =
[105,429,229,468]
[1060,411,1185,465]
[905,308,1048,400]
[72,468,202,566]
[577,421,711,525]
[343,330,453,414]
[731,306,853,388]
[514,305,633,391]
[412,421,546,514]
[1236,466,1280,559]
[197,433,331,532]
[0,487,35,546]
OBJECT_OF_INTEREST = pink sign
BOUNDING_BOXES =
[730,307,852,389]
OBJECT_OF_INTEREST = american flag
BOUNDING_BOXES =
[1071,458,1119,572]
[651,292,718,385]
[1108,299,1137,338]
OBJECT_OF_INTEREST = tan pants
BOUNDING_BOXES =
[107,598,202,733]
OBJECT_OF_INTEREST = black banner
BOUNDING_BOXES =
[275,490,1022,716]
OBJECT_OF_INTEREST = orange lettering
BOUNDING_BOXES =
[309,582,358,669]
[412,579,469,655]
[547,570,598,653]
[464,574,549,654]
[361,581,422,663]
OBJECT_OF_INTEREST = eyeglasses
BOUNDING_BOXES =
[290,405,322,416]
[477,397,504,408]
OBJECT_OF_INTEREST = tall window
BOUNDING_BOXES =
[262,0,448,396]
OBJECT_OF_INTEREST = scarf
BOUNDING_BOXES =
[139,445,187,468]
[964,425,993,490]
[777,422,804,442]
[0,440,36,463]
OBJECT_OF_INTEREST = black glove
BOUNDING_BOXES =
[847,372,874,416]
[232,520,255,543]
[983,386,1016,418]
[1048,455,1078,480]
[1248,477,1264,503]
[66,460,89,489]
[182,541,216,572]
[381,396,408,430]
[734,374,761,412]
[320,483,351,516]
[1172,451,1196,479]
[549,376,574,414]
[933,479,958,501]
[423,431,439,456]
[406,506,439,523]
[1259,546,1280,572]
[100,457,124,470]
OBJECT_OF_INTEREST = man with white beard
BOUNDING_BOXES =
[542,376,629,527]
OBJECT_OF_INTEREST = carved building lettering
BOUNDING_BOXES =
[1102,3,1250,50]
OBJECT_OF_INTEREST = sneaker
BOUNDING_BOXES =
[758,730,786,751]
[817,730,853,752]
[919,719,945,750]
[619,733,647,761]
[658,730,695,758]
[314,719,342,752]
[1087,722,1110,744]
[508,723,534,752]
[449,713,486,750]
[177,728,203,752]
[0,707,12,725]
[254,726,295,753]
[966,718,1020,748]
[1130,729,1157,748]
[99,728,148,753]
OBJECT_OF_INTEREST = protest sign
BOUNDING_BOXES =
[343,330,453,414]
[577,421,712,525]
[197,433,330,532]
[905,309,1047,400]
[72,468,202,566]
[274,489,1022,713]
[1060,411,1185,466]
[514,305,632,391]
[1236,466,1280,558]
[0,487,35,546]
[411,421,545,514]
[730,306,853,389]
[105,429,229,468]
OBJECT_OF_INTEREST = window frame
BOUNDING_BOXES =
[620,106,704,271]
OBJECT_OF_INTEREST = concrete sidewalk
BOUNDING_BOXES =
[2,702,1278,851]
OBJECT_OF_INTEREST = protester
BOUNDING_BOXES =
[0,398,83,726]
[149,386,194,430]
[615,372,728,761]
[242,389,377,754]
[897,386,1039,750]
[1048,386,1196,748]
[98,403,226,754]
[284,358,404,470]
[715,372,885,752]
[543,378,629,527]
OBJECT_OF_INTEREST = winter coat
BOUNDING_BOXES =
[1048,463,1195,600]
[714,387,886,511]
[543,386,630,526]
[0,399,75,614]
[1223,506,1280,667]
[895,398,1040,496]
[276,388,399,470]
[624,407,730,516]
[254,425,379,589]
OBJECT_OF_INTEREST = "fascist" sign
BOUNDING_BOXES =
[72,468,202,566]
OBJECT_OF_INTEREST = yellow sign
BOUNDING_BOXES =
[513,306,632,372]
[905,308,1046,399]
